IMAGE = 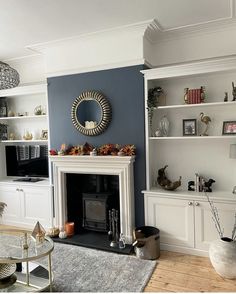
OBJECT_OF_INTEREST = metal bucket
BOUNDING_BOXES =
[133,226,160,260]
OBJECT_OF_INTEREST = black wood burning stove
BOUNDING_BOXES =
[82,192,112,232]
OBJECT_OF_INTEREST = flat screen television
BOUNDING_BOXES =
[5,145,49,178]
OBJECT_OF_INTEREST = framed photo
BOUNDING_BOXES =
[183,119,197,136]
[40,130,48,140]
[222,121,236,135]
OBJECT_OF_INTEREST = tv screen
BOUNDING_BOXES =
[5,145,49,178]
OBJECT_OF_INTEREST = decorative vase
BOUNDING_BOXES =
[159,115,169,137]
[209,237,236,279]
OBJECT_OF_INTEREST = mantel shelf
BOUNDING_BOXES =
[0,115,48,120]
[149,135,236,140]
[157,101,236,110]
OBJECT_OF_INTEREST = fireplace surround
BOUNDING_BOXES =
[50,155,135,243]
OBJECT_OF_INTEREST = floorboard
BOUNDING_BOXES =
[145,250,236,292]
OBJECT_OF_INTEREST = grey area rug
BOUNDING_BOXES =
[49,243,156,292]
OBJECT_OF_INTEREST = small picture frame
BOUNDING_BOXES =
[222,121,236,135]
[40,130,48,140]
[183,119,197,136]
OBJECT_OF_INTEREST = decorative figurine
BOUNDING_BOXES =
[188,180,195,191]
[232,82,236,101]
[203,178,216,192]
[224,92,228,102]
[157,165,181,191]
[199,112,211,136]
[32,221,46,244]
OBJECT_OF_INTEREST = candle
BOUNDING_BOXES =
[65,222,74,237]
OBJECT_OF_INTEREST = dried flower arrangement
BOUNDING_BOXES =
[49,143,136,157]
[205,191,236,241]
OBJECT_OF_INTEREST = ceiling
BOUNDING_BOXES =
[0,0,234,60]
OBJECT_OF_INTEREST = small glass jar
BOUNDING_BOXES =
[119,233,126,249]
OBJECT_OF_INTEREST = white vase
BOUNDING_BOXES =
[209,237,236,279]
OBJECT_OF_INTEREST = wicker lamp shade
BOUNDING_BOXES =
[0,62,20,90]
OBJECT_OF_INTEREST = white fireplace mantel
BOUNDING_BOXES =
[50,155,135,243]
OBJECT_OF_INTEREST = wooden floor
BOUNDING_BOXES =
[1,225,236,292]
[145,250,236,292]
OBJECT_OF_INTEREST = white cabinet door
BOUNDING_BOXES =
[195,200,236,251]
[20,186,53,228]
[145,195,194,248]
[0,185,21,225]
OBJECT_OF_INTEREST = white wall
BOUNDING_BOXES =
[6,55,46,84]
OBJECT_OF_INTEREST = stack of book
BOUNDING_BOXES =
[187,88,202,104]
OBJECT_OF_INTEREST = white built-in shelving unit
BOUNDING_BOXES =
[0,83,48,143]
[141,55,236,256]
[0,82,53,229]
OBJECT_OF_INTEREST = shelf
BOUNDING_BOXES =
[157,101,236,110]
[0,115,48,121]
[149,135,236,140]
[0,83,47,97]
[142,188,236,202]
[0,140,48,143]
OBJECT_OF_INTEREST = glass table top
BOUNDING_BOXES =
[0,230,54,263]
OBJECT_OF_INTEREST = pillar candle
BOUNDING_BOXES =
[65,222,74,237]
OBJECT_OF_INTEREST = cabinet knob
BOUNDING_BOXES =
[195,202,200,206]
[19,189,23,192]
[188,201,193,206]
[16,188,19,191]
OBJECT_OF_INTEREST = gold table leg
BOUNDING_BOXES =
[48,253,52,292]
[26,261,29,286]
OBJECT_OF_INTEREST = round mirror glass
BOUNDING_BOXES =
[76,99,102,129]
[71,90,112,136]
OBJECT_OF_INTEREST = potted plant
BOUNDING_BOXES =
[205,192,236,279]
[147,87,165,136]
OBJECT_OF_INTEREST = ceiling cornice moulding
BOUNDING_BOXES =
[145,12,236,44]
[27,20,153,54]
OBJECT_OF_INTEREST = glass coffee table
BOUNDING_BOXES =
[0,229,54,292]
